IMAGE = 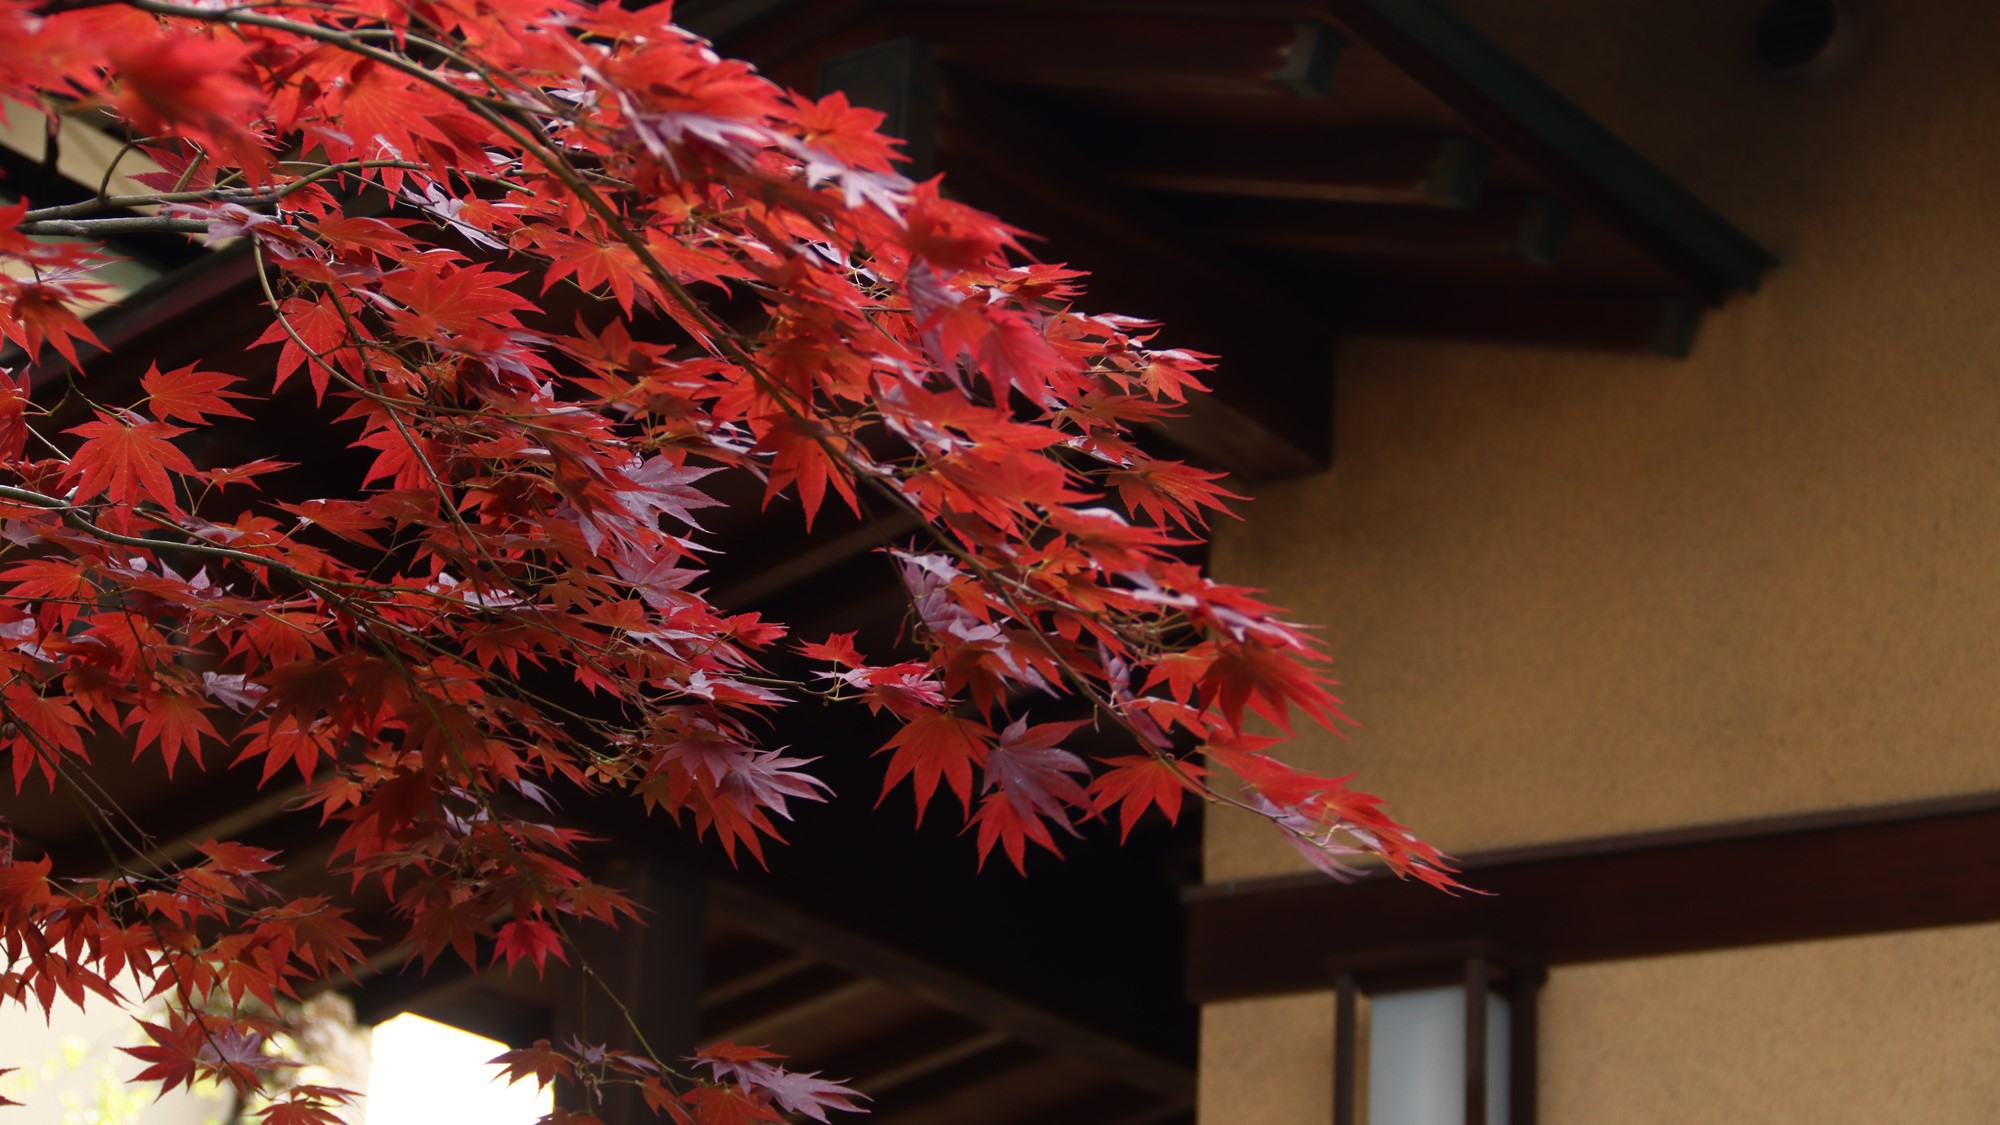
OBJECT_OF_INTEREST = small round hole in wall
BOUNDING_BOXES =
[1755,0,1854,78]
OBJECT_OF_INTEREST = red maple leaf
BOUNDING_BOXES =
[131,690,220,777]
[970,718,1091,872]
[0,368,31,461]
[0,4,1465,1109]
[491,1040,575,1088]
[108,34,259,139]
[494,918,568,975]
[0,856,53,920]
[1,277,105,367]
[695,1044,867,1123]
[258,1097,350,1125]
[64,412,197,512]
[1088,755,1206,841]
[193,839,281,877]
[790,90,902,172]
[875,712,991,822]
[141,363,253,425]
[251,293,358,400]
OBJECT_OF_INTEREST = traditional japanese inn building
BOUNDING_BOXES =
[9,0,2000,1122]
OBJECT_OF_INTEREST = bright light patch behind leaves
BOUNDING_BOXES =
[0,983,231,1125]
[363,1014,551,1125]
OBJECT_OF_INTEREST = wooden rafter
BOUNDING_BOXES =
[711,880,1196,1104]
[931,78,1334,479]
[889,5,1342,98]
[1317,0,1776,302]
[1201,192,1571,265]
[1122,131,1490,209]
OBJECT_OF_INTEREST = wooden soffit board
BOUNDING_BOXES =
[711,0,1776,309]
[697,0,1776,483]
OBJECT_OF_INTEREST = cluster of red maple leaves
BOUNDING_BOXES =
[0,0,1454,1119]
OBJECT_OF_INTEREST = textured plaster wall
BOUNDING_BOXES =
[1199,0,2000,1121]
[1537,924,2000,1125]
[1198,923,2000,1125]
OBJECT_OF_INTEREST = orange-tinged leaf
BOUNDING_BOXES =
[193,839,280,877]
[491,1040,573,1088]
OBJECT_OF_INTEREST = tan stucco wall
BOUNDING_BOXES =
[1200,922,2000,1124]
[1209,0,2000,878]
[1200,2,2000,1121]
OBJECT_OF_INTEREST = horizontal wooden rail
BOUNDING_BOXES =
[1188,791,2000,1001]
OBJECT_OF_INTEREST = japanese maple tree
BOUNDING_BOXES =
[0,0,1454,1119]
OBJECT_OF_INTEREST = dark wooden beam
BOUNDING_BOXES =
[31,765,311,882]
[701,944,821,1010]
[675,0,807,43]
[857,1041,1044,1124]
[1339,286,1700,356]
[711,505,918,611]
[816,1012,1009,1097]
[1123,131,1489,209]
[1464,953,1487,1125]
[1508,969,1540,1125]
[1318,0,1775,301]
[896,5,1343,98]
[1186,791,2000,1002]
[22,249,261,389]
[351,956,488,1026]
[820,38,942,178]
[1036,1085,1185,1125]
[1332,973,1358,1125]
[937,80,1334,480]
[711,880,1196,1103]
[691,0,880,72]
[1102,1107,1194,1125]
[1204,192,1571,265]
[702,965,871,1045]
[924,0,1774,301]
[554,858,707,1125]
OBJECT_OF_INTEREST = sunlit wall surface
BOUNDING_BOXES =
[0,991,544,1125]
[363,1014,551,1125]
[0,990,233,1125]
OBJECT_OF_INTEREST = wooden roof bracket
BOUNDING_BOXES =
[1321,0,1778,304]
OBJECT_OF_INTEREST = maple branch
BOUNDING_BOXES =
[0,3,1446,1113]
[4,720,296,1095]
[19,160,433,222]
[15,216,212,236]
[356,27,1376,870]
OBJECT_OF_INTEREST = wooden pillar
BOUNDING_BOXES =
[553,857,707,1125]
[1463,954,1489,1125]
[1332,972,1359,1125]
[1507,966,1544,1125]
